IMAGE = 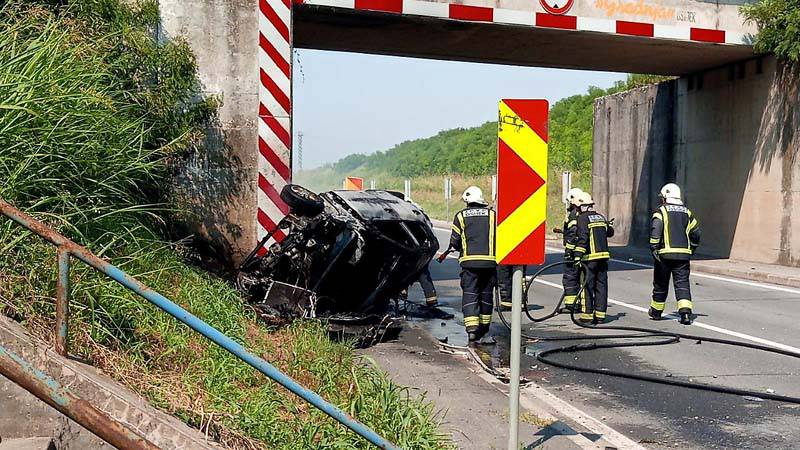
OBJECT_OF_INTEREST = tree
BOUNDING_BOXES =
[742,0,800,63]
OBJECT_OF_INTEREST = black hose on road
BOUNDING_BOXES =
[493,260,800,404]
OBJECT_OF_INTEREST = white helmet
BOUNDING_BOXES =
[659,183,681,201]
[567,188,584,206]
[462,186,487,205]
[576,192,594,207]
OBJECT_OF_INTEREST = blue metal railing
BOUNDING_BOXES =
[0,199,400,450]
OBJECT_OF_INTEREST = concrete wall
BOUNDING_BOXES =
[593,55,800,266]
[159,0,259,265]
[593,81,675,246]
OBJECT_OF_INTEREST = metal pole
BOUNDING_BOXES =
[508,265,523,450]
[55,247,70,357]
[0,345,159,450]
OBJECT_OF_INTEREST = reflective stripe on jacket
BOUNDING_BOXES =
[450,205,497,269]
[650,204,701,260]
[573,210,614,261]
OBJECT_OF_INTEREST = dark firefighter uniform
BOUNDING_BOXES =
[649,204,701,317]
[497,265,526,310]
[572,211,614,322]
[562,207,581,310]
[450,206,497,336]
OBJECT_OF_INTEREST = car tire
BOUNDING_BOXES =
[280,184,325,217]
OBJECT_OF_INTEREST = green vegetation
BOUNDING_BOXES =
[742,0,800,63]
[0,1,450,448]
[296,73,671,222]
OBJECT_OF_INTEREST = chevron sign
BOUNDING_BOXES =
[496,99,549,265]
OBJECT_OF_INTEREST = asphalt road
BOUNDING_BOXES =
[411,227,800,450]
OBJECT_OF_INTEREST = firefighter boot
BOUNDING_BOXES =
[648,307,662,320]
[680,312,692,325]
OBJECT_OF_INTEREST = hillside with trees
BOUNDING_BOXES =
[296,73,671,193]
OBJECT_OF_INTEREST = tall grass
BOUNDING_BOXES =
[0,2,451,448]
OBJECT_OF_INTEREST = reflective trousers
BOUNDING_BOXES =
[461,268,496,332]
[497,265,526,308]
[417,265,437,304]
[562,259,581,307]
[581,260,608,320]
[651,258,693,314]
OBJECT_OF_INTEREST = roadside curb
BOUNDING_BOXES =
[690,261,800,289]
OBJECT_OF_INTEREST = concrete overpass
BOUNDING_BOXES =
[159,0,757,263]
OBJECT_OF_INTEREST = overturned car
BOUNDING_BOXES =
[237,185,439,345]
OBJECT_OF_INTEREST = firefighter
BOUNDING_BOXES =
[572,192,614,324]
[562,188,584,312]
[448,186,497,342]
[648,183,701,325]
[405,197,438,306]
[497,262,526,311]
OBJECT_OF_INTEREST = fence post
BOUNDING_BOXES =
[404,179,411,200]
[561,171,572,205]
[55,247,70,357]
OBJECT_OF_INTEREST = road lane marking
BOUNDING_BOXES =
[543,245,800,296]
[469,349,647,450]
[529,277,800,355]
[434,230,800,354]
[438,225,800,294]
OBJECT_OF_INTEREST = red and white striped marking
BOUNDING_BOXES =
[295,0,746,45]
[258,0,293,252]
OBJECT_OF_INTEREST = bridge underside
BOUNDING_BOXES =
[294,5,755,75]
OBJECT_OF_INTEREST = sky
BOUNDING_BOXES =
[292,49,626,170]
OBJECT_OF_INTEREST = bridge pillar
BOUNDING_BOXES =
[159,0,291,264]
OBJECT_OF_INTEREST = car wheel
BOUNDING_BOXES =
[280,184,325,217]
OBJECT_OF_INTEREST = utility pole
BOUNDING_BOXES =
[296,132,304,172]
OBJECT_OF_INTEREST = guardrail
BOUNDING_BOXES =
[0,198,400,450]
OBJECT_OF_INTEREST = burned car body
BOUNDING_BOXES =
[237,185,439,342]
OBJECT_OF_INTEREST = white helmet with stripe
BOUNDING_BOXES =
[462,186,487,205]
[567,188,584,206]
[576,192,594,207]
[659,183,682,201]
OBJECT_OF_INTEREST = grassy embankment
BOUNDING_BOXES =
[0,2,450,448]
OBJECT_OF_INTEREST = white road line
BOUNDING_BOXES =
[436,227,800,294]
[432,233,800,354]
[530,277,800,355]
[543,245,800,296]
[471,354,647,450]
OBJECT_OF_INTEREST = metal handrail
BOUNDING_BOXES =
[0,199,400,450]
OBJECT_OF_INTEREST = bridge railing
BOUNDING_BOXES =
[0,198,399,450]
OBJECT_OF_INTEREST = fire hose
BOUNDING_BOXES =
[493,260,800,404]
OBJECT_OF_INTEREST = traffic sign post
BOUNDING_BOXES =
[495,99,548,450]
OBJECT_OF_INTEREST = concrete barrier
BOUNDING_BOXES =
[593,55,800,267]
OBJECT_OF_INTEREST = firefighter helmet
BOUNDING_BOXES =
[462,186,487,205]
[567,188,584,206]
[576,192,595,206]
[659,183,682,200]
